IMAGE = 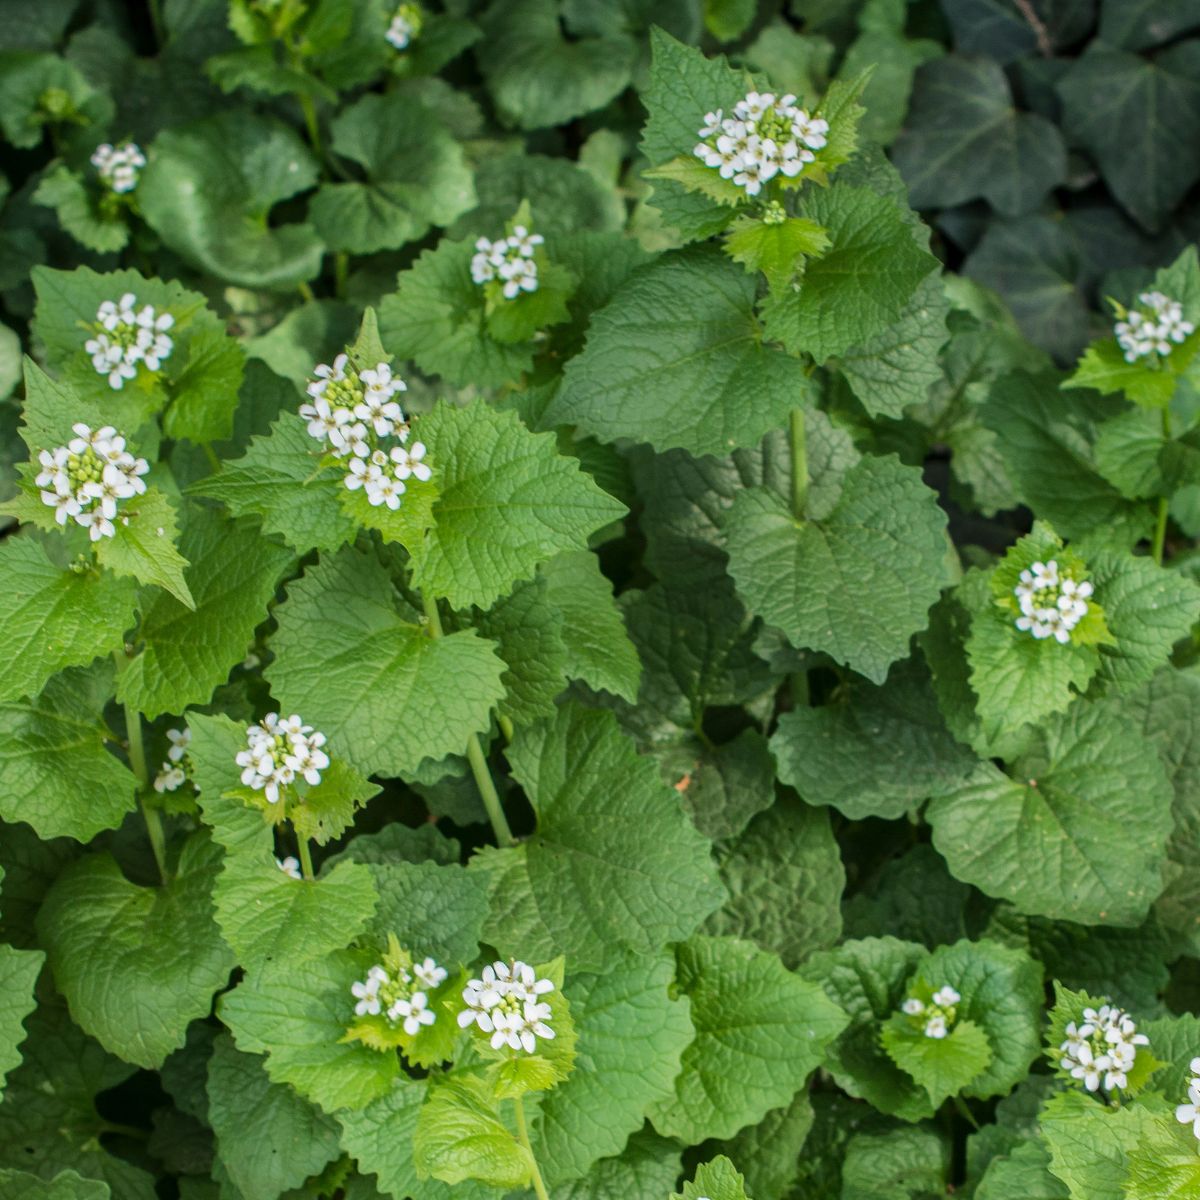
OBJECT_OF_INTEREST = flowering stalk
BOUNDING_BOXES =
[295,836,315,882]
[112,649,168,885]
[1154,408,1172,566]
[513,1094,549,1200]
[421,590,515,848]
[789,408,807,520]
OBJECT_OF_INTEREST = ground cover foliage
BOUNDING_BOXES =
[3,1,1200,1198]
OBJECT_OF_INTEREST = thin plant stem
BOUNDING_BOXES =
[112,649,168,884]
[513,1095,550,1200]
[421,591,516,848]
[789,407,808,520]
[296,834,315,881]
[297,281,316,304]
[1153,407,1173,566]
[202,443,221,474]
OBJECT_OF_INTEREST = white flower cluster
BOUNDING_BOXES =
[1013,558,1093,644]
[84,294,175,390]
[1115,291,1195,363]
[1060,1003,1149,1093]
[91,142,146,194]
[1176,1057,1200,1141]
[36,422,149,540]
[386,3,422,49]
[276,855,303,880]
[900,985,961,1040]
[470,226,544,299]
[300,354,431,511]
[693,91,829,197]
[458,959,556,1054]
[351,956,448,1035]
[152,727,191,794]
[235,713,330,805]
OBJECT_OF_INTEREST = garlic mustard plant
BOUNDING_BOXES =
[83,293,174,389]
[1115,291,1195,363]
[471,225,545,299]
[90,142,146,194]
[1058,1003,1150,1094]
[235,712,329,805]
[386,3,423,50]
[458,960,557,1054]
[1013,558,1094,644]
[1176,1057,1200,1144]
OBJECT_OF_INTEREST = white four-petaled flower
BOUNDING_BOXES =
[471,226,545,299]
[457,959,556,1054]
[234,712,330,805]
[349,952,447,1035]
[1013,558,1094,645]
[84,294,174,389]
[91,142,146,194]
[1060,1003,1150,1094]
[1175,1056,1200,1141]
[1116,290,1194,363]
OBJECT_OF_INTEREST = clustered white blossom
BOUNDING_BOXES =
[1060,1003,1149,1093]
[386,3,422,49]
[900,985,961,1040]
[36,422,149,541]
[1175,1057,1200,1142]
[693,91,829,197]
[152,727,191,794]
[276,855,303,880]
[470,226,544,299]
[1013,558,1093,644]
[458,959,556,1054]
[1115,291,1195,363]
[234,713,330,805]
[84,293,174,390]
[91,141,146,194]
[351,955,448,1035]
[299,354,431,511]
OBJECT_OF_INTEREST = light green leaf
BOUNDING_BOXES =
[265,546,506,778]
[187,411,359,555]
[218,950,402,1112]
[474,704,725,972]
[0,663,136,843]
[36,832,235,1069]
[414,1073,532,1189]
[764,184,939,362]
[206,1033,341,1198]
[0,536,137,704]
[771,657,977,820]
[549,247,814,458]
[410,400,626,609]
[673,1155,750,1200]
[927,698,1174,925]
[138,112,323,288]
[648,935,848,1143]
[1064,338,1180,410]
[115,508,294,718]
[892,56,1066,216]
[538,550,640,702]
[0,942,42,1097]
[93,487,194,609]
[162,325,247,445]
[703,795,844,968]
[881,1016,993,1106]
[534,951,695,1185]
[724,214,830,291]
[724,455,948,683]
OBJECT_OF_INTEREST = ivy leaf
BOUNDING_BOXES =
[881,1017,993,1107]
[1057,42,1200,233]
[115,508,295,718]
[672,1156,750,1200]
[414,1073,532,1189]
[0,663,137,843]
[533,951,695,1185]
[473,704,725,972]
[724,455,949,683]
[0,537,137,703]
[93,488,193,609]
[539,551,640,702]
[218,950,402,1112]
[927,698,1174,925]
[476,0,635,131]
[410,400,626,609]
[0,943,42,1097]
[138,111,324,288]
[265,546,506,778]
[206,1032,341,1197]
[380,238,536,389]
[188,411,359,555]
[548,247,813,458]
[310,91,474,254]
[771,658,977,820]
[765,184,939,362]
[1099,0,1200,51]
[36,832,235,1069]
[648,935,848,1143]
[892,56,1066,217]
[703,795,845,968]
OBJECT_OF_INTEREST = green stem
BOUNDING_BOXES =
[112,650,168,885]
[296,834,315,881]
[421,591,516,847]
[952,1094,979,1131]
[335,252,349,300]
[297,281,316,304]
[789,407,808,520]
[1153,407,1173,566]
[497,713,515,743]
[202,443,221,474]
[513,1095,550,1200]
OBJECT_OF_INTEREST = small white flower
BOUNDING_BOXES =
[84,296,173,388]
[76,507,115,541]
[389,440,431,482]
[153,764,186,793]
[901,998,925,1016]
[931,986,960,1007]
[91,141,146,194]
[414,957,448,990]
[1060,1001,1148,1095]
[386,4,422,50]
[1116,290,1195,363]
[390,991,436,1036]
[924,1015,948,1039]
[276,855,303,880]
[457,959,555,1053]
